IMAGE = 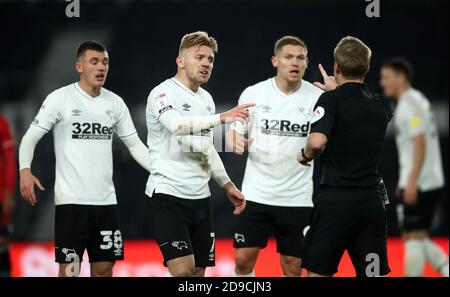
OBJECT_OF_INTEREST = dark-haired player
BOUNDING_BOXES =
[380,57,448,276]
[18,41,150,277]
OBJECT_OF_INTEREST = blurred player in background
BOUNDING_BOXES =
[226,36,322,277]
[18,41,150,277]
[298,36,392,277]
[145,31,251,277]
[0,115,16,277]
[380,57,449,277]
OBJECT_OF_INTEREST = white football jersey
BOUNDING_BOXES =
[145,77,215,200]
[232,78,323,207]
[394,87,444,191]
[31,83,137,205]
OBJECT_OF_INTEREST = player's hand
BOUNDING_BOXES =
[313,64,338,92]
[224,182,246,215]
[19,168,45,206]
[296,152,312,167]
[232,132,253,155]
[1,190,15,218]
[403,181,418,206]
[220,104,256,124]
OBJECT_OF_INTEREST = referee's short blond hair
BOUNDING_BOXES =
[334,36,372,79]
[179,31,218,55]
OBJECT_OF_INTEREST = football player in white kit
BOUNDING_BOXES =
[380,57,449,277]
[227,36,323,277]
[145,32,252,277]
[18,41,151,277]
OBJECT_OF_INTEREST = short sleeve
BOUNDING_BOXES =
[402,101,426,137]
[31,92,62,132]
[115,98,137,138]
[310,92,338,137]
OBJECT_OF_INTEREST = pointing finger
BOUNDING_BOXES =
[318,63,329,79]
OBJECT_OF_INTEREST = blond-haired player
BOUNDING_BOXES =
[145,31,252,277]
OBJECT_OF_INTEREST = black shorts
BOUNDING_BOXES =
[233,200,311,258]
[147,193,215,268]
[398,188,442,232]
[54,204,124,263]
[302,186,390,276]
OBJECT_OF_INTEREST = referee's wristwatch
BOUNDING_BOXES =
[301,148,313,162]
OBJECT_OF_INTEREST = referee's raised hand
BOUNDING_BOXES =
[313,64,338,92]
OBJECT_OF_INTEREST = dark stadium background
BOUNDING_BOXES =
[0,0,448,244]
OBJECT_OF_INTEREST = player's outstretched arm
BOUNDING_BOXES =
[207,147,246,215]
[18,126,47,206]
[159,103,255,136]
[120,133,151,173]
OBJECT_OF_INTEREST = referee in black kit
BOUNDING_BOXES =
[297,36,393,277]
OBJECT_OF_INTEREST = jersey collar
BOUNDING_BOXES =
[338,82,366,89]
[271,77,302,98]
[170,77,198,96]
[74,82,103,100]
[399,87,414,101]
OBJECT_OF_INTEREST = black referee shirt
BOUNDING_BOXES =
[310,82,393,188]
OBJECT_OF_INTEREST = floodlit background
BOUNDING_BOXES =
[0,0,448,276]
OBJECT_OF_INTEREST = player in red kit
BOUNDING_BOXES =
[0,115,16,277]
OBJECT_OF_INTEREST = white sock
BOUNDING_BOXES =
[422,238,449,277]
[405,239,425,276]
[232,268,255,277]
[164,271,173,277]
